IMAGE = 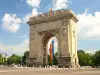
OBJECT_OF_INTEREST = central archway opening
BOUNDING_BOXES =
[42,32,58,66]
[47,37,58,65]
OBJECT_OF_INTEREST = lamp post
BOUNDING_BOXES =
[20,52,23,67]
[6,56,8,66]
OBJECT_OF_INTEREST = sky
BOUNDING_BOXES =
[0,0,100,56]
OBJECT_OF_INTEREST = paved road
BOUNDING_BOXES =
[0,67,100,75]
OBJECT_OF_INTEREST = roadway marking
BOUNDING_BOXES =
[0,71,8,72]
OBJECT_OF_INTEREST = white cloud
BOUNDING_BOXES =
[2,14,22,33]
[26,0,41,8]
[52,0,70,10]
[20,34,27,38]
[1,0,41,56]
[23,13,31,23]
[24,0,41,23]
[23,8,39,23]
[84,50,96,54]
[2,0,41,32]
[20,31,29,38]
[20,39,29,48]
[32,8,39,16]
[0,39,29,56]
[77,9,100,40]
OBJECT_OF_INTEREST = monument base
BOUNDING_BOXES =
[58,56,73,68]
[27,56,79,68]
[27,57,41,67]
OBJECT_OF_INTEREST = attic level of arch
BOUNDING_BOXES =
[29,19,69,31]
[27,9,78,25]
[29,19,70,38]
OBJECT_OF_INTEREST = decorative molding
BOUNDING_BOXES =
[52,28,60,34]
[62,26,67,36]
[27,9,78,25]
[30,25,36,31]
[37,31,46,35]
[73,30,75,37]
[31,35,35,40]
[37,28,60,36]
[30,32,35,40]
[62,19,68,26]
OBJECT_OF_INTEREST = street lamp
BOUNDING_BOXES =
[5,54,7,66]
[20,52,23,67]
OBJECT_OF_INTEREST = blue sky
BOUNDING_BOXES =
[0,0,100,56]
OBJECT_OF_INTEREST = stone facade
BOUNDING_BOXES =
[27,9,79,68]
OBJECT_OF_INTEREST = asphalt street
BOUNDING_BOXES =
[0,67,100,75]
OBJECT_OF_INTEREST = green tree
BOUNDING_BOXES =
[92,50,100,66]
[0,54,6,65]
[48,55,52,65]
[22,51,29,65]
[77,50,85,66]
[48,52,58,65]
[55,52,58,56]
[77,50,93,66]
[0,54,3,64]
[85,53,93,66]
[7,54,21,65]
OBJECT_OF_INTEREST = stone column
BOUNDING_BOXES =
[28,25,42,67]
[58,19,71,68]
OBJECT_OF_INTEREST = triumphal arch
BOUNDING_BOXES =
[27,9,79,68]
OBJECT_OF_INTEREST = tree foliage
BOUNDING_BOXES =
[92,50,100,66]
[77,50,100,67]
[48,52,58,65]
[77,50,93,66]
[0,50,100,67]
[0,54,3,64]
[22,51,29,65]
[7,54,21,65]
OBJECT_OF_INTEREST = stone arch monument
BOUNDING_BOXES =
[27,9,79,68]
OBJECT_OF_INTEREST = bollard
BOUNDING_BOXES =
[63,66,65,69]
[50,66,51,68]
[45,66,46,68]
[56,66,58,69]
[39,65,41,68]
[33,65,34,68]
